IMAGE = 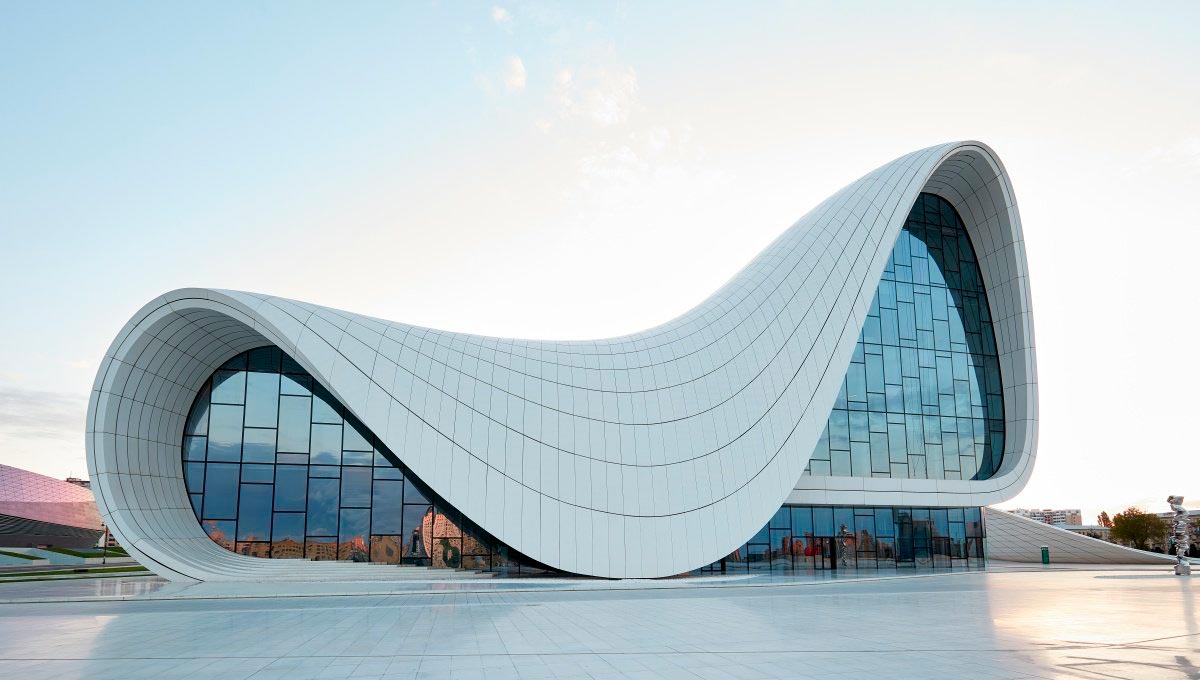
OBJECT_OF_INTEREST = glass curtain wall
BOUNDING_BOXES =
[181,346,549,574]
[699,505,986,573]
[806,193,1006,481]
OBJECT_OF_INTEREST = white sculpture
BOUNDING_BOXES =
[1168,495,1191,576]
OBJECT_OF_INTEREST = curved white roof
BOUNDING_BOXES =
[86,140,1037,581]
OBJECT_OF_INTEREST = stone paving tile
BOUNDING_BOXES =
[0,570,1196,678]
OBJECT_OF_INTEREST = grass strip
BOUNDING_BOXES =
[37,546,97,558]
[0,565,148,579]
[0,550,41,561]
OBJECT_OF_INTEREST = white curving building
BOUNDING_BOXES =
[86,141,1039,582]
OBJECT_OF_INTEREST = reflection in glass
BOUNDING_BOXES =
[369,482,403,534]
[310,424,342,465]
[237,483,272,541]
[203,519,235,551]
[244,372,280,427]
[274,466,307,511]
[182,346,553,574]
[206,405,244,462]
[808,193,1005,481]
[272,512,304,542]
[277,396,311,453]
[306,477,339,536]
[341,468,371,508]
[700,503,987,574]
[211,370,245,405]
[201,463,238,519]
[338,508,369,561]
[242,428,276,463]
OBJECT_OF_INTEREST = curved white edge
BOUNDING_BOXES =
[86,140,1037,581]
[790,142,1038,509]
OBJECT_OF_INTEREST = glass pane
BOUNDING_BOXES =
[338,508,370,561]
[306,477,339,536]
[371,480,403,534]
[374,466,403,480]
[277,396,311,453]
[242,428,276,463]
[185,383,210,436]
[791,506,813,537]
[281,353,306,374]
[370,535,403,564]
[201,463,239,519]
[274,466,308,512]
[183,436,207,461]
[311,424,342,465]
[237,483,272,541]
[875,507,895,536]
[312,387,341,424]
[236,542,270,558]
[344,420,372,451]
[211,370,246,405]
[813,507,834,536]
[185,462,204,493]
[203,519,235,551]
[244,372,280,427]
[305,536,336,561]
[403,504,432,561]
[404,478,430,506]
[769,507,790,530]
[272,512,305,542]
[341,467,372,508]
[206,404,244,462]
[281,373,311,396]
[248,346,281,372]
[241,464,274,483]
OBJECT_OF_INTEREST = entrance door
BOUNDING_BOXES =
[818,537,837,570]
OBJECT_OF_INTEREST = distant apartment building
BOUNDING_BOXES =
[1009,508,1083,526]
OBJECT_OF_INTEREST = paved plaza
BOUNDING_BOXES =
[0,567,1196,679]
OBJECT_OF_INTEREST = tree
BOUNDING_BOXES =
[1109,507,1167,551]
[1097,511,1113,528]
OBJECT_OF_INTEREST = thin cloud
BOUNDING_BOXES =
[553,63,639,126]
[491,6,512,27]
[0,386,85,441]
[505,56,527,93]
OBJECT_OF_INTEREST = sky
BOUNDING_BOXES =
[2,2,1199,524]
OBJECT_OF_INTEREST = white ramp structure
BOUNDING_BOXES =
[984,508,1175,565]
[86,141,1039,581]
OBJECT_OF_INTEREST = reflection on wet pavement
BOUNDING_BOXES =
[0,568,1195,678]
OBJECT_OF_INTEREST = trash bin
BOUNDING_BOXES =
[1040,546,1050,564]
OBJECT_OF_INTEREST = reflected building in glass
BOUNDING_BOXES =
[182,346,549,573]
[87,141,1039,581]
